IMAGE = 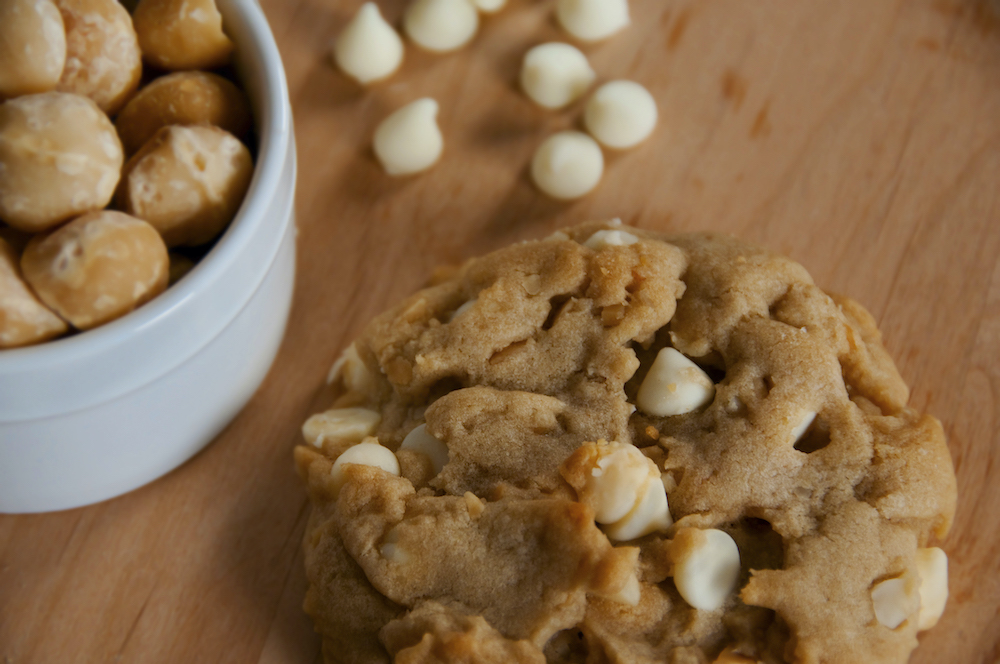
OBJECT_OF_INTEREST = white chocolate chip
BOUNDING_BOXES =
[530,130,604,200]
[790,410,816,444]
[671,528,742,611]
[330,441,401,494]
[302,407,381,447]
[470,0,506,13]
[583,80,657,149]
[379,525,410,564]
[583,229,639,250]
[602,472,673,541]
[400,423,450,475]
[520,42,595,110]
[555,0,630,42]
[373,98,444,176]
[570,441,672,542]
[600,572,641,606]
[448,298,476,322]
[915,547,948,631]
[636,348,716,417]
[333,3,404,84]
[326,342,375,396]
[871,573,920,630]
[403,0,479,53]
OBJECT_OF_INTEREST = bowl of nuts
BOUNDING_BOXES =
[0,0,296,513]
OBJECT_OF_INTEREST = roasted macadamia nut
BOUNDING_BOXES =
[373,98,444,176]
[530,130,603,200]
[520,42,595,110]
[20,211,169,330]
[133,0,234,70]
[115,71,252,155]
[333,2,405,85]
[556,0,630,42]
[54,0,142,115]
[0,0,67,100]
[0,92,123,233]
[0,236,68,348]
[118,124,253,247]
[584,79,658,149]
[403,0,479,53]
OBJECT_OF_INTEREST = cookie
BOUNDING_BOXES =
[295,221,957,664]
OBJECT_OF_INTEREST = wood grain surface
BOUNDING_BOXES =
[2,0,1000,662]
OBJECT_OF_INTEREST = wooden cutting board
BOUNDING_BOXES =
[2,0,999,661]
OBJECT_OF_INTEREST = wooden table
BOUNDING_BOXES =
[2,0,999,661]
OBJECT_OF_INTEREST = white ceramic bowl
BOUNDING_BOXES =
[0,0,297,513]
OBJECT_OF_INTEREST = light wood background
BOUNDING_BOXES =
[2,0,999,661]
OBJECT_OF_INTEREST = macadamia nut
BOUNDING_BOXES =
[636,347,716,417]
[915,547,948,631]
[118,124,253,247]
[330,440,401,496]
[0,236,67,348]
[789,410,816,444]
[115,71,252,156]
[20,211,169,330]
[583,228,639,250]
[0,0,67,100]
[400,423,449,476]
[133,0,234,70]
[373,98,444,176]
[584,80,657,149]
[333,2,404,85]
[403,0,479,53]
[0,92,123,232]
[871,572,921,630]
[520,42,595,110]
[54,0,142,115]
[561,440,672,542]
[530,130,603,200]
[556,0,630,43]
[302,407,382,448]
[670,527,742,611]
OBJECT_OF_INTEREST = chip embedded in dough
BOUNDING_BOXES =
[295,221,957,664]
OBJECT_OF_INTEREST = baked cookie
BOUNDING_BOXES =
[295,221,957,664]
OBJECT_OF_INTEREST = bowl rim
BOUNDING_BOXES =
[0,0,291,372]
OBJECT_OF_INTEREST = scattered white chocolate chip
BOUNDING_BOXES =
[790,410,816,445]
[871,574,920,630]
[583,229,639,250]
[302,407,381,447]
[400,423,449,475]
[373,97,444,176]
[915,547,948,631]
[602,471,673,541]
[330,440,401,494]
[671,528,741,611]
[519,42,595,110]
[530,130,604,200]
[569,441,672,541]
[470,0,505,13]
[583,80,657,149]
[379,526,410,564]
[555,0,630,43]
[326,342,375,396]
[448,298,476,322]
[636,348,716,417]
[403,0,478,53]
[333,2,404,84]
